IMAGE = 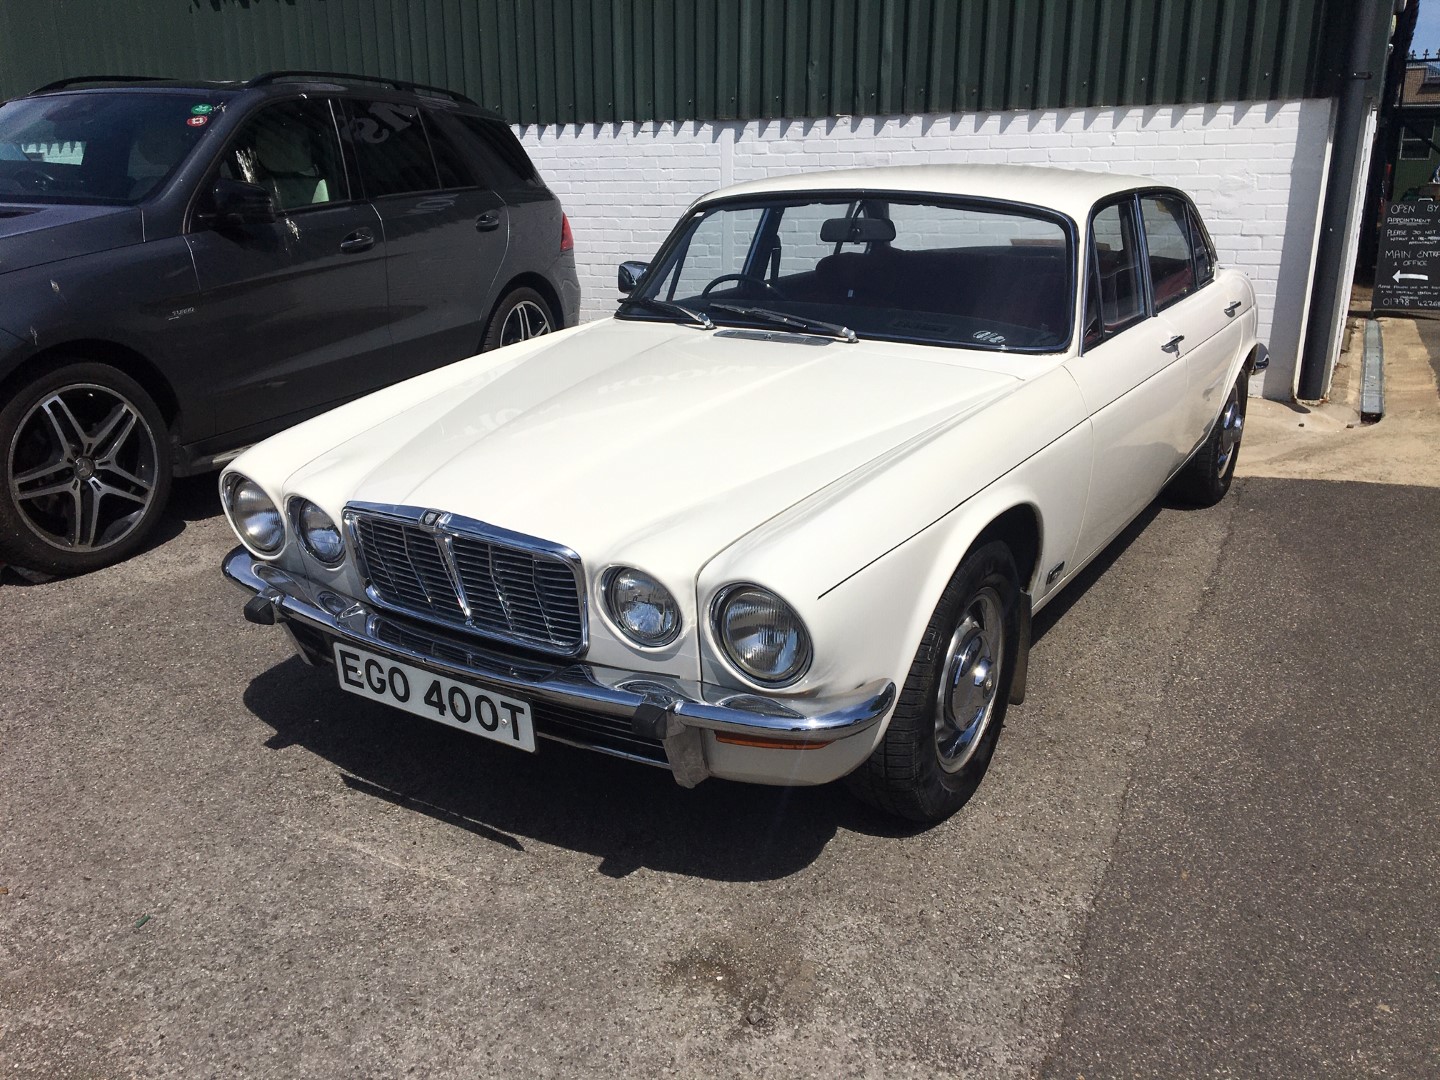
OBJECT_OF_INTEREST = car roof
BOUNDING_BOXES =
[699,164,1180,222]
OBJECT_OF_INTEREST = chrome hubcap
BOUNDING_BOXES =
[500,300,552,346]
[934,588,1005,774]
[8,384,159,552]
[1216,387,1244,475]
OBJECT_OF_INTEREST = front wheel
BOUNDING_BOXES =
[0,362,172,576]
[847,541,1021,823]
[482,288,556,351]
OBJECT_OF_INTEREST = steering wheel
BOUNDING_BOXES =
[700,273,786,299]
[12,165,59,192]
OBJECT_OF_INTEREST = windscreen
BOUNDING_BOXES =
[0,91,226,204]
[633,195,1074,351]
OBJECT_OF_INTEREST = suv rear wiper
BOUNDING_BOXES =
[707,303,858,343]
[617,295,714,330]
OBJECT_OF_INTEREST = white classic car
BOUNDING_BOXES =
[222,165,1265,822]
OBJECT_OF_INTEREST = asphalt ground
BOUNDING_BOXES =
[2,471,1437,1078]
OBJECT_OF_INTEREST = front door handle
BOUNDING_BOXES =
[475,210,502,232]
[1162,334,1185,353]
[1225,300,1242,317]
[339,228,375,253]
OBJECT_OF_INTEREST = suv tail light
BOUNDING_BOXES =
[560,214,574,252]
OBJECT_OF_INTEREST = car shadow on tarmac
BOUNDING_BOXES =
[241,656,910,881]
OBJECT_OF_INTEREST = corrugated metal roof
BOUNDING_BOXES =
[0,0,1348,123]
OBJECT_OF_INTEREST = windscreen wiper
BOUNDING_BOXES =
[707,303,858,343]
[617,295,714,330]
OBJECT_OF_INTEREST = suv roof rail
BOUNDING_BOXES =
[32,74,175,93]
[245,70,477,106]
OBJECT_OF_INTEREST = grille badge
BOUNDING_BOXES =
[420,509,448,530]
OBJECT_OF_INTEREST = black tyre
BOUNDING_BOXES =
[1170,370,1247,507]
[481,288,556,351]
[847,541,1021,823]
[0,362,172,576]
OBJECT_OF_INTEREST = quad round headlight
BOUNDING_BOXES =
[604,566,681,647]
[291,498,346,566]
[713,584,812,686]
[224,474,284,555]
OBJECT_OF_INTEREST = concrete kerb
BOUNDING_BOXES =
[1236,313,1440,488]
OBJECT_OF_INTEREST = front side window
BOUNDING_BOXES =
[1086,199,1146,345]
[0,91,223,204]
[218,99,345,212]
[631,194,1073,352]
[345,99,439,197]
[1141,195,1197,309]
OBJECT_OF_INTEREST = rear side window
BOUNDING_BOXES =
[1087,199,1146,344]
[1140,194,1197,309]
[422,112,475,189]
[345,99,439,197]
[446,114,540,189]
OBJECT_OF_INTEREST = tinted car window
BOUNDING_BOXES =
[1141,194,1196,309]
[217,98,345,212]
[1089,199,1146,337]
[346,99,439,197]
[0,91,218,203]
[448,114,539,189]
[422,111,475,189]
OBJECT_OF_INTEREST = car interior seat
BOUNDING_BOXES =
[253,122,329,210]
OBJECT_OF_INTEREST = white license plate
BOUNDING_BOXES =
[333,643,536,753]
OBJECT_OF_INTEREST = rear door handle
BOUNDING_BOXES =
[1162,335,1185,353]
[475,210,502,232]
[1225,301,1242,317]
[339,228,375,253]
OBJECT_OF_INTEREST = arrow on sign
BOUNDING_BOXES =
[1394,270,1430,283]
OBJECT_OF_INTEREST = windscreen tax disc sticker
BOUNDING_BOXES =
[191,103,215,115]
[186,115,208,127]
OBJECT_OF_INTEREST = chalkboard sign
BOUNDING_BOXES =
[1374,200,1440,312]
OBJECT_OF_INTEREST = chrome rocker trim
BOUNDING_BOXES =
[223,547,894,788]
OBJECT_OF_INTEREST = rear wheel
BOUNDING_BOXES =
[482,288,555,351]
[0,362,172,576]
[847,541,1020,823]
[1171,370,1247,507]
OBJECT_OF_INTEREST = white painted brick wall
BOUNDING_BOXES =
[519,99,1333,399]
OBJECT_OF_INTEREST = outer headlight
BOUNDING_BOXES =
[290,498,346,566]
[223,474,284,555]
[604,566,681,647]
[713,584,813,686]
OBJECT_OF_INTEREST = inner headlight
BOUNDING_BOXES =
[290,498,346,566]
[713,584,813,686]
[224,474,284,555]
[604,566,681,647]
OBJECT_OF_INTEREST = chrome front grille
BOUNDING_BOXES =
[347,505,585,656]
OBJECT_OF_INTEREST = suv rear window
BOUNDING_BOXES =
[345,99,439,197]
[0,91,222,204]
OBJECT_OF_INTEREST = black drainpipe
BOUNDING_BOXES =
[1296,0,1401,402]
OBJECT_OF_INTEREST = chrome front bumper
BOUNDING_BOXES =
[222,547,894,787]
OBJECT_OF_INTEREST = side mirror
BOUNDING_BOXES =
[201,178,278,227]
[617,260,649,294]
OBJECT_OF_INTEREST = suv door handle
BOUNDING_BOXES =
[475,210,502,232]
[1162,335,1185,353]
[1225,300,1242,316]
[339,228,375,253]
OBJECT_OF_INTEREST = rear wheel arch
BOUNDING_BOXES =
[490,272,564,330]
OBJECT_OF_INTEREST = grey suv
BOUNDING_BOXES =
[0,72,579,575]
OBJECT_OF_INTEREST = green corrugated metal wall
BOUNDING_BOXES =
[0,0,1347,122]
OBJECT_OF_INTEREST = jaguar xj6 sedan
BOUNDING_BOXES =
[222,165,1265,822]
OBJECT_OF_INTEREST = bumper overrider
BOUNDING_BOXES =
[222,547,894,787]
